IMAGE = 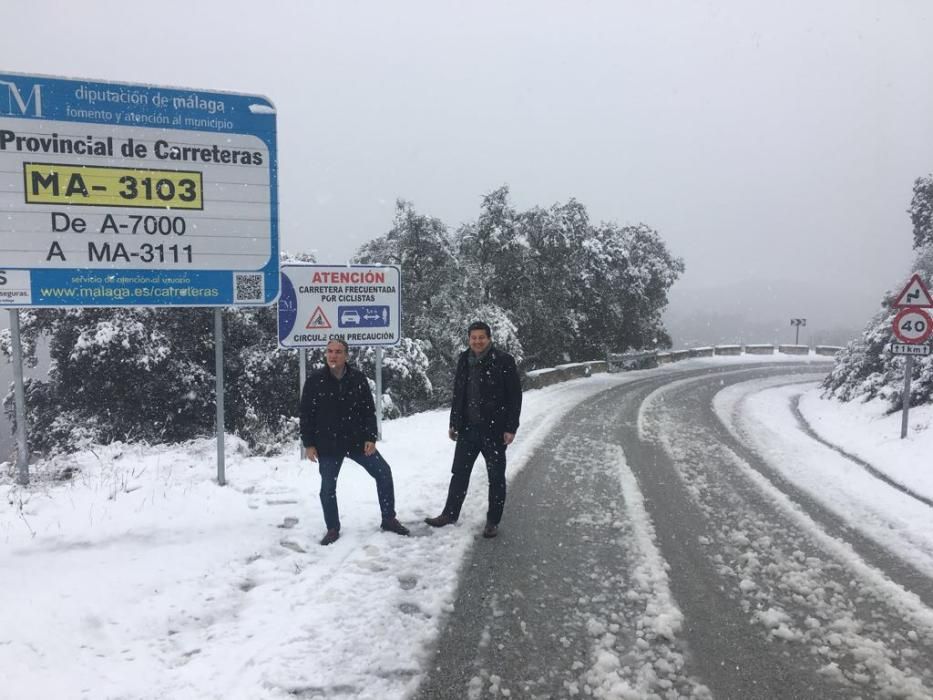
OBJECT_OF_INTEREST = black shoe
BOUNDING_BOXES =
[483,523,498,539]
[424,513,456,528]
[319,529,340,546]
[381,517,410,536]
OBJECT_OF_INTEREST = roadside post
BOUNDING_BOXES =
[215,309,226,485]
[297,347,306,458]
[375,347,384,439]
[790,318,806,345]
[0,71,279,484]
[891,273,933,439]
[8,309,29,484]
[277,264,402,447]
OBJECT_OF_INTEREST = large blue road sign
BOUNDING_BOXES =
[0,72,278,307]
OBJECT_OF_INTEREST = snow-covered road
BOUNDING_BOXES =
[639,366,933,698]
[3,355,933,699]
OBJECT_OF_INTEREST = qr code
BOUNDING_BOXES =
[234,272,264,303]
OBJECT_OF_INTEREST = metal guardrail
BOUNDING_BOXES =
[523,344,844,390]
[604,344,843,373]
[606,351,658,373]
[522,361,607,389]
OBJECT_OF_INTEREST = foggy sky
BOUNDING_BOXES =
[6,0,933,341]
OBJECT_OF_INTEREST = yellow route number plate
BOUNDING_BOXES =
[23,163,203,210]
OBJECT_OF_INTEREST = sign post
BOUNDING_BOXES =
[298,347,306,458]
[9,309,29,484]
[375,347,383,440]
[215,308,225,485]
[790,318,807,345]
[278,264,401,444]
[892,306,933,439]
[901,354,913,440]
[1,72,278,483]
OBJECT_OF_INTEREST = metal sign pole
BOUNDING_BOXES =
[901,354,913,439]
[9,309,29,485]
[375,347,383,440]
[214,308,225,485]
[298,347,306,458]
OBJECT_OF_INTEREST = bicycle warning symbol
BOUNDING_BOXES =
[306,306,331,330]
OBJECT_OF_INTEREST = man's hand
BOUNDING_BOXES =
[305,446,318,462]
[503,432,515,446]
[448,427,458,442]
[363,441,376,456]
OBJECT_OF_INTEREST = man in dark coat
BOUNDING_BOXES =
[425,321,522,538]
[300,338,409,545]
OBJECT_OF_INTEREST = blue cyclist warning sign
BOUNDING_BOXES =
[277,264,401,348]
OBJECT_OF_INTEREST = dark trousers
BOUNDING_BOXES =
[318,450,396,531]
[442,424,508,525]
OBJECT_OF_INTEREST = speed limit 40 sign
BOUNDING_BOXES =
[893,307,933,344]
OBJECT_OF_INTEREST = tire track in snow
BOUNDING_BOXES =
[714,374,933,593]
[415,376,712,699]
[639,367,933,698]
[588,440,711,699]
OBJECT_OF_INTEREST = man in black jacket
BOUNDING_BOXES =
[300,338,409,546]
[425,321,522,538]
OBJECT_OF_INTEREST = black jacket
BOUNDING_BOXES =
[300,364,377,456]
[449,346,522,436]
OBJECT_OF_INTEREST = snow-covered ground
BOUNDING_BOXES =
[4,354,931,700]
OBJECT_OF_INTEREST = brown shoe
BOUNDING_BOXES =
[380,518,410,536]
[483,523,498,539]
[424,513,456,528]
[319,529,340,546]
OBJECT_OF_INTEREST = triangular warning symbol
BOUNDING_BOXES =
[306,306,332,329]
[894,273,933,308]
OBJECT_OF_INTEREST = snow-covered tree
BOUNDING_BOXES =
[910,175,933,250]
[355,199,461,338]
[354,200,467,410]
[4,307,214,452]
[1,253,316,454]
[356,338,433,417]
[592,222,685,353]
[2,188,687,453]
[507,200,586,366]
[822,245,933,410]
[453,189,683,368]
[823,177,933,410]
[457,186,528,306]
